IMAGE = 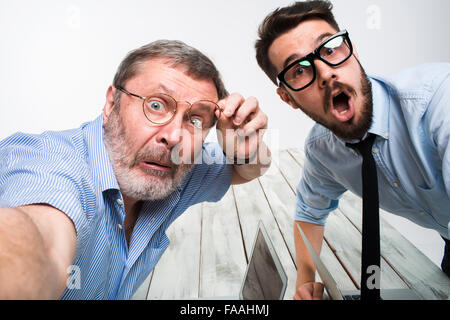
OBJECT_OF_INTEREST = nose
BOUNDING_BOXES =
[154,110,185,149]
[315,60,337,89]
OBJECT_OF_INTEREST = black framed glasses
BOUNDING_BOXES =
[277,30,353,91]
[116,86,222,131]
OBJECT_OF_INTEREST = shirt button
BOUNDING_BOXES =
[419,211,425,216]
[118,224,123,229]
[393,182,399,188]
[384,132,389,138]
[373,147,379,154]
[116,198,124,206]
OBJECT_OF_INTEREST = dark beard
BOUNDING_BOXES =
[325,71,373,140]
[290,63,373,141]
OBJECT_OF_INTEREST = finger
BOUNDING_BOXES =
[217,93,245,119]
[293,292,302,300]
[214,106,222,119]
[296,283,314,300]
[234,131,259,160]
[233,96,259,126]
[239,111,268,136]
[312,282,324,300]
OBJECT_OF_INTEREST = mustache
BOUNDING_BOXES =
[130,145,175,169]
[323,81,357,113]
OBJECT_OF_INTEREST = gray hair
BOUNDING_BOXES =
[113,40,228,100]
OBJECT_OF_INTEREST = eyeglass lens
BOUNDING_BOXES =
[143,93,220,130]
[283,34,351,90]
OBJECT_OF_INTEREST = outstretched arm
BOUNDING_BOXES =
[293,220,325,300]
[0,205,76,299]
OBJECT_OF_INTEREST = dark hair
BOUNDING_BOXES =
[113,40,228,100]
[255,0,340,86]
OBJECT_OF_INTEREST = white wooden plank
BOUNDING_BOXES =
[199,189,247,298]
[146,204,202,299]
[232,180,298,299]
[287,148,306,165]
[277,149,303,193]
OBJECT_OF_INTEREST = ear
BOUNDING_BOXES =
[103,85,117,126]
[276,87,299,110]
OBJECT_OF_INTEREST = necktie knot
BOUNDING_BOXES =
[346,134,376,157]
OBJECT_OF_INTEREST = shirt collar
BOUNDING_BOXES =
[338,76,391,144]
[367,76,390,140]
[84,114,120,193]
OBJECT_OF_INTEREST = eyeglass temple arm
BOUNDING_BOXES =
[116,86,146,100]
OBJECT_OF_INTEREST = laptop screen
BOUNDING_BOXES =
[241,228,285,300]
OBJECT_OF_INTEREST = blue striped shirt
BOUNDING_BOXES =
[0,115,233,299]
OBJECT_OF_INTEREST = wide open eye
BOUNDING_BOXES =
[320,36,349,63]
[189,101,218,130]
[283,59,314,89]
[189,117,203,129]
[147,100,166,112]
[143,94,176,124]
[292,60,312,77]
[324,36,344,51]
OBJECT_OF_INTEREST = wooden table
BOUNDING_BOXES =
[131,148,450,300]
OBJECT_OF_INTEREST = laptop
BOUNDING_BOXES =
[296,224,421,300]
[204,221,288,300]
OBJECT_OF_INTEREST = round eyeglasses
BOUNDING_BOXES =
[116,86,222,131]
[277,30,353,91]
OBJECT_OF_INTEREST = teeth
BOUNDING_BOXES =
[339,110,348,115]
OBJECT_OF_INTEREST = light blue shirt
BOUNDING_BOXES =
[0,115,233,299]
[295,63,450,239]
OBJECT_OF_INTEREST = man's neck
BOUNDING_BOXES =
[122,194,142,246]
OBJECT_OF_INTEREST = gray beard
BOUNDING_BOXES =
[103,106,193,201]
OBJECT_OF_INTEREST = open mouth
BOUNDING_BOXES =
[331,91,354,122]
[140,161,172,173]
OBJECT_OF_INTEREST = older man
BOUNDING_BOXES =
[255,0,450,300]
[0,40,270,299]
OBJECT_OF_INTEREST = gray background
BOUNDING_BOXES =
[1,0,449,266]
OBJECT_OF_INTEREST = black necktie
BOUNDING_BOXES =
[346,134,381,300]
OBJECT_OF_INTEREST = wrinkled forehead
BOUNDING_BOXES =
[128,58,219,103]
[268,19,339,74]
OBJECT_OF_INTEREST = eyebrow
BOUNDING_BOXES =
[154,83,175,96]
[281,32,335,69]
[152,84,218,105]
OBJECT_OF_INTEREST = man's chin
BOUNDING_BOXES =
[122,164,193,201]
[123,177,175,201]
[327,118,368,141]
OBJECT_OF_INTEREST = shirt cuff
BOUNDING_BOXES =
[294,192,339,226]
